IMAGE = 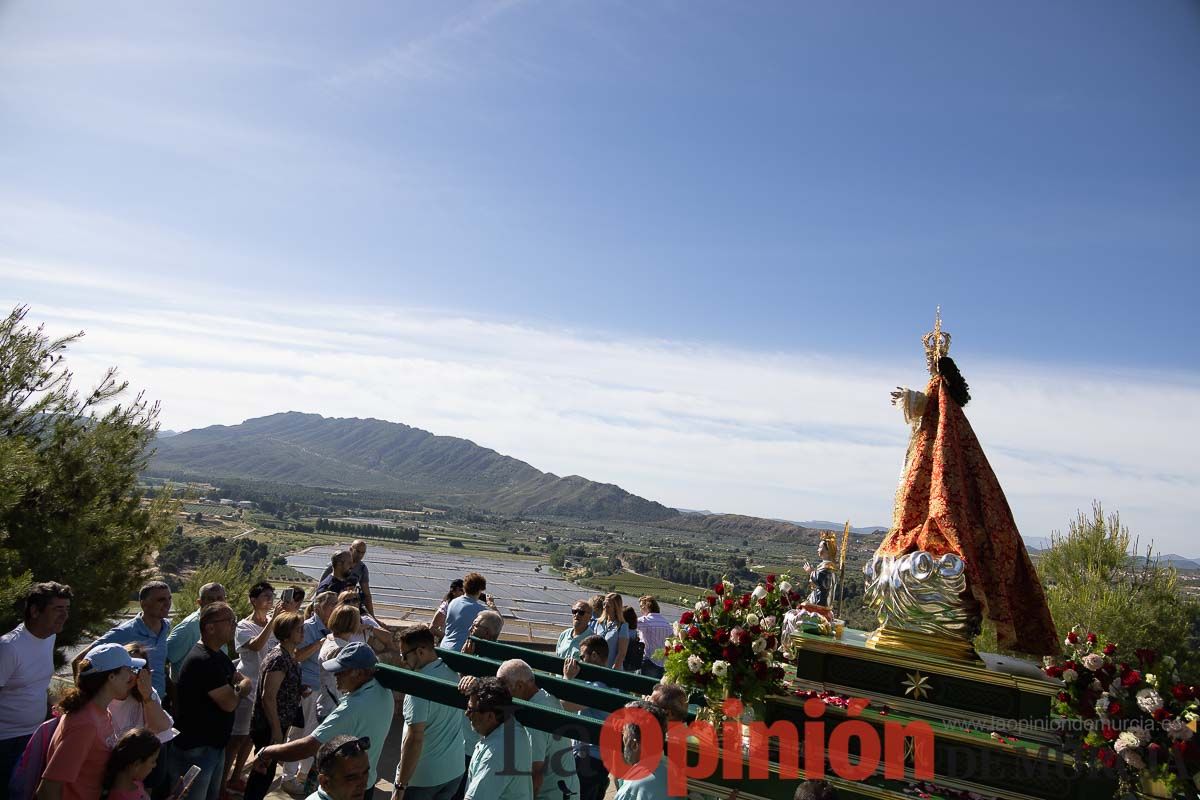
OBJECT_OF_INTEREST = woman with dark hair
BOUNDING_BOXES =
[37,644,142,800]
[243,613,304,800]
[620,608,645,672]
[100,728,160,800]
[429,579,464,642]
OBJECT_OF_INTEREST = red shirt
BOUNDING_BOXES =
[42,703,115,800]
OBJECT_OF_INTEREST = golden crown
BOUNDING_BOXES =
[922,306,952,373]
[820,531,839,559]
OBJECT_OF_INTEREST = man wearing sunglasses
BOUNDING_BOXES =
[555,603,593,660]
[394,626,466,800]
[255,643,393,800]
[311,736,372,800]
[462,678,532,800]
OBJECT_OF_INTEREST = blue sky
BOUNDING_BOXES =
[2,2,1198,551]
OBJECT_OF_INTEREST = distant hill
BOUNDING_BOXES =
[794,520,888,535]
[149,412,677,521]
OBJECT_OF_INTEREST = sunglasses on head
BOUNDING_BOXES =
[318,737,371,770]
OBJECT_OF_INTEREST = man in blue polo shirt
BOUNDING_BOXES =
[280,591,339,792]
[257,643,395,800]
[165,582,226,679]
[74,580,173,697]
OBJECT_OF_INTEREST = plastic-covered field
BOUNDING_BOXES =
[288,544,685,629]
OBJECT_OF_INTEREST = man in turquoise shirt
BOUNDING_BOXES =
[496,659,579,800]
[554,602,592,660]
[165,582,226,678]
[257,643,395,800]
[612,700,668,800]
[394,626,466,800]
[463,678,532,800]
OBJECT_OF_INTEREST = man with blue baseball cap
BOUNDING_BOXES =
[254,642,394,800]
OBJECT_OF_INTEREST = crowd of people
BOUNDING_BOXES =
[1,542,836,800]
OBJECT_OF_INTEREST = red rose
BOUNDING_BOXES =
[722,646,737,661]
[1172,684,1189,701]
[680,611,694,624]
[1104,643,1116,656]
[767,573,776,582]
[1063,660,1077,672]
[759,597,768,607]
[1122,670,1141,688]
[686,626,700,640]
[714,627,728,642]
[674,643,684,653]
[750,625,763,636]
[706,595,718,606]
[1153,708,1170,722]
[713,582,725,594]
[1057,691,1070,702]
[739,594,751,608]
[723,598,735,612]
[699,610,711,623]
[1149,743,1163,758]
[1101,726,1118,741]
[1067,631,1079,644]
[1108,701,1122,716]
[1098,749,1116,768]
[1086,632,1097,644]
[1045,666,1063,678]
[766,583,775,594]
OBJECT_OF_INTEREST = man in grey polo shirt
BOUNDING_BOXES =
[394,625,466,800]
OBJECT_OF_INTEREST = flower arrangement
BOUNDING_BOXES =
[662,576,791,713]
[1043,625,1200,796]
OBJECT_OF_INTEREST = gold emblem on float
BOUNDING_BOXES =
[902,670,932,701]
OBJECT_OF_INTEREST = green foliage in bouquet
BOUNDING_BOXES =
[662,575,792,711]
[1044,625,1200,796]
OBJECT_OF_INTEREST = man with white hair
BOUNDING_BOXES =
[496,659,579,800]
[460,610,503,656]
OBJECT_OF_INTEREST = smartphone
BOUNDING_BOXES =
[281,588,295,604]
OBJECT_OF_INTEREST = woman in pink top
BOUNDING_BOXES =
[101,728,160,800]
[37,643,141,800]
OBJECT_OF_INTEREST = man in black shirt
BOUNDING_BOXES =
[165,601,252,800]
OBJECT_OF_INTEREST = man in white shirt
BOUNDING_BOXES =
[0,582,72,790]
[635,597,672,678]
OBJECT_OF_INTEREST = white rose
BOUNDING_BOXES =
[1090,679,1102,691]
[1062,669,1078,683]
[752,586,767,600]
[1164,719,1194,742]
[1122,749,1146,770]
[1146,673,1159,688]
[1130,724,1151,745]
[1136,688,1163,714]
[745,614,760,627]
[1115,731,1140,753]
[1081,653,1104,672]
[752,638,767,654]
[763,616,777,629]
[695,601,706,611]
[712,660,729,678]
[687,655,704,673]
[672,622,681,636]
[779,581,792,594]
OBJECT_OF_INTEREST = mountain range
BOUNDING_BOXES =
[150,412,677,521]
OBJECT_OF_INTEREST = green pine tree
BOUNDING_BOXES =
[0,306,176,649]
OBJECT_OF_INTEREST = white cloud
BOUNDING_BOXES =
[4,260,1197,555]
